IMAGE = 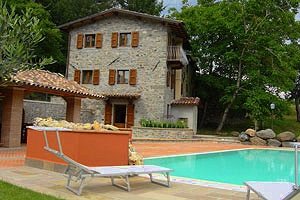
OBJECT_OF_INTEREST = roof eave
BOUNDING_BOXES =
[58,8,184,32]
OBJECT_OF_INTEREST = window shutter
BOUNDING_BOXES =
[77,33,83,49]
[166,71,170,87]
[74,70,81,84]
[131,31,139,47]
[93,69,100,85]
[171,70,175,89]
[126,104,134,128]
[96,33,103,48]
[108,69,116,85]
[129,69,137,85]
[104,103,112,125]
[111,32,118,48]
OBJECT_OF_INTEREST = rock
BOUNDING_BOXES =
[230,131,240,137]
[250,136,267,146]
[282,142,296,147]
[256,129,276,139]
[297,136,300,142]
[277,131,295,142]
[239,132,249,142]
[267,139,281,147]
[245,128,256,137]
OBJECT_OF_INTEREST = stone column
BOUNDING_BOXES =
[1,88,24,147]
[65,97,81,123]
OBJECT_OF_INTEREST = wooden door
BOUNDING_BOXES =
[104,103,112,125]
[113,105,126,128]
[126,104,134,128]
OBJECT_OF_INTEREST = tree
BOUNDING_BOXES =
[6,0,64,73]
[0,2,52,82]
[174,0,300,131]
[36,0,113,25]
[116,0,164,16]
[291,71,300,122]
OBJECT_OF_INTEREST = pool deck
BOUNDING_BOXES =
[0,142,268,199]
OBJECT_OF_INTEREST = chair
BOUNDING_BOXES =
[245,144,300,200]
[36,127,172,195]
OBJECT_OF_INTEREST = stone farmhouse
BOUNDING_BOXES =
[59,8,199,132]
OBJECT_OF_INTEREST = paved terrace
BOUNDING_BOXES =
[0,142,262,200]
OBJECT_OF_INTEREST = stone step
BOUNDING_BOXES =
[133,135,241,144]
[133,138,205,143]
[194,134,240,141]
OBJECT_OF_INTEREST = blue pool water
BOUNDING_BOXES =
[144,149,298,185]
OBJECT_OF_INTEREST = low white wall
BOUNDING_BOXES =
[171,105,198,133]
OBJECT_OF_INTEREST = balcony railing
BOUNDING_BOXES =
[167,46,189,66]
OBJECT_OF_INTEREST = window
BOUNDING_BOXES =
[82,70,93,84]
[85,34,95,48]
[119,33,131,47]
[117,70,129,84]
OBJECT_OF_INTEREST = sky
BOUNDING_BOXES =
[162,0,197,15]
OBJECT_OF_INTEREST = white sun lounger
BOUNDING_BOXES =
[245,144,300,200]
[32,126,172,195]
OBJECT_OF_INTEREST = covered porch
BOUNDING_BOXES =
[103,93,141,128]
[0,70,103,148]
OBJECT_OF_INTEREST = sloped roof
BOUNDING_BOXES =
[171,97,200,106]
[11,70,103,99]
[59,8,188,40]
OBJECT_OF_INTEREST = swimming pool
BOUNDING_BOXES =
[144,149,298,185]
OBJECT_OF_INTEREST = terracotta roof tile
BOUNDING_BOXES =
[171,97,200,106]
[11,70,104,99]
[102,93,141,99]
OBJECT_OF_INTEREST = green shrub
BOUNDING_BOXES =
[140,119,188,128]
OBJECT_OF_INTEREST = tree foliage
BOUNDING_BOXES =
[174,0,300,131]
[6,0,64,73]
[0,1,52,82]
[116,0,164,16]
[36,0,113,25]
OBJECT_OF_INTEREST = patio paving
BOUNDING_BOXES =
[0,141,292,199]
[0,166,260,200]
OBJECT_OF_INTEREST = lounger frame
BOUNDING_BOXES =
[40,127,171,195]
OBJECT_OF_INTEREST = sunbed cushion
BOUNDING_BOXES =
[87,165,172,176]
[245,181,296,200]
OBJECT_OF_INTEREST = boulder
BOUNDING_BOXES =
[250,136,267,146]
[267,139,281,147]
[282,142,295,148]
[239,132,249,142]
[256,129,276,139]
[230,131,240,137]
[276,131,295,142]
[245,128,256,137]
[297,136,300,142]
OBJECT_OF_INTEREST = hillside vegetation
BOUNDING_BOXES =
[199,105,300,137]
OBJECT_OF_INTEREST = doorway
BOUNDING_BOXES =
[113,104,127,128]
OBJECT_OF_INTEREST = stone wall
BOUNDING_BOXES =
[23,100,96,123]
[132,127,194,139]
[23,100,66,123]
[67,15,174,125]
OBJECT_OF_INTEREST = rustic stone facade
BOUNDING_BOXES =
[132,127,194,139]
[67,15,177,126]
[23,99,98,124]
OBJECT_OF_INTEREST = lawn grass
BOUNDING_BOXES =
[198,105,300,137]
[0,180,63,200]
